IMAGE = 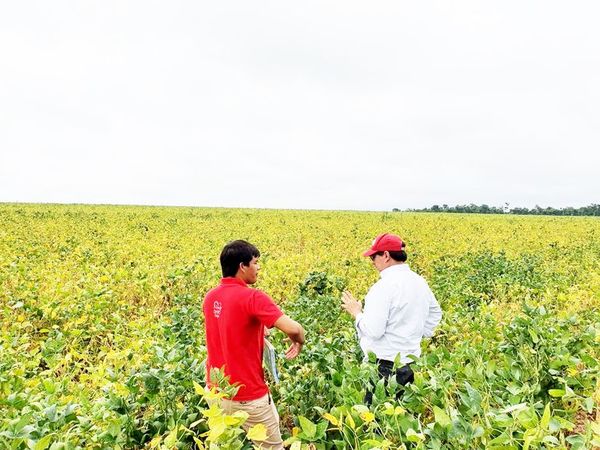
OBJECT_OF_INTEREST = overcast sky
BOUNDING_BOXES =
[1,1,599,211]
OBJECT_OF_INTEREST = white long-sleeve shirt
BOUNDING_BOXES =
[355,263,442,364]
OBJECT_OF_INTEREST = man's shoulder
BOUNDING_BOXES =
[205,284,221,295]
[404,270,434,293]
[248,287,275,303]
[204,284,227,299]
[385,266,431,289]
[399,267,425,280]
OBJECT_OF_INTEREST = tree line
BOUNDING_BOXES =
[394,203,600,216]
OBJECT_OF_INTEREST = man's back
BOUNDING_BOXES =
[203,277,282,401]
[358,264,442,363]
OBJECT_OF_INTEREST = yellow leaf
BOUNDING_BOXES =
[360,411,375,423]
[148,435,161,448]
[113,383,129,397]
[192,436,205,449]
[206,417,226,441]
[224,413,246,426]
[323,413,339,426]
[292,426,301,437]
[202,403,223,418]
[394,406,406,416]
[193,381,205,395]
[164,426,178,448]
[232,410,249,420]
[203,387,228,401]
[247,424,268,442]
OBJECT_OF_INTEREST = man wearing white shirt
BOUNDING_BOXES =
[341,233,442,404]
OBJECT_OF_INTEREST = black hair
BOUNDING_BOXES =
[388,250,407,262]
[371,242,407,262]
[220,240,260,277]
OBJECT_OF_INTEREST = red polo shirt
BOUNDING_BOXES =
[203,277,283,401]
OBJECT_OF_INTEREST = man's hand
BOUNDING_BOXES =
[341,290,362,318]
[273,315,305,360]
[284,340,302,359]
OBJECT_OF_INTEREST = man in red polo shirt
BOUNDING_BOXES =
[203,240,305,449]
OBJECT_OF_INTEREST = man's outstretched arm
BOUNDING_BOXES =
[273,315,305,359]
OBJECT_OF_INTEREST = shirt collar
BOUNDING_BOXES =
[380,263,409,278]
[221,277,247,287]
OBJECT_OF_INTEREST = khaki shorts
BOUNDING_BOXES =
[219,393,283,450]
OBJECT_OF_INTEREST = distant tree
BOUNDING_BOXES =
[400,203,599,217]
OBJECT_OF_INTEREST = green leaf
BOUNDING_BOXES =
[42,380,55,394]
[315,420,328,438]
[352,404,369,414]
[529,329,539,343]
[516,408,538,429]
[406,428,425,443]
[433,406,451,428]
[548,418,562,433]
[189,418,203,429]
[540,403,551,430]
[488,432,511,445]
[522,428,537,450]
[548,389,565,397]
[500,403,527,414]
[542,436,559,445]
[556,416,575,431]
[43,405,57,423]
[298,416,317,439]
[34,435,53,450]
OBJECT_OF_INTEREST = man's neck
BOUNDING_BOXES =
[378,261,405,273]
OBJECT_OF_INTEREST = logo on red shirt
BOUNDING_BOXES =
[213,301,222,318]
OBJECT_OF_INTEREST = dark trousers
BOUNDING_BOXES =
[364,359,415,405]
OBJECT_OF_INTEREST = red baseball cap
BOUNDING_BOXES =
[362,233,404,257]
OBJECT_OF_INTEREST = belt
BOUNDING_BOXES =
[376,358,412,367]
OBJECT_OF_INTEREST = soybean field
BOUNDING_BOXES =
[1,204,599,449]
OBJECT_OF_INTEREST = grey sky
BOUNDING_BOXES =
[1,1,599,211]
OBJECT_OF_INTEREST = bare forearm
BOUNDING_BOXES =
[273,315,305,344]
[288,325,305,345]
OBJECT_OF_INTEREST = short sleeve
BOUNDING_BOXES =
[247,290,284,328]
